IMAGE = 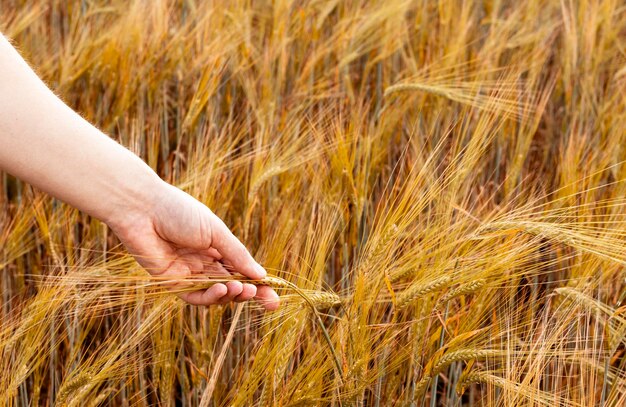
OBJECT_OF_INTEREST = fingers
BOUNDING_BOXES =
[178,283,279,308]
[235,283,257,302]
[209,214,266,280]
[187,283,278,309]
[179,283,228,306]
[175,258,258,306]
[200,254,278,310]
[171,244,278,309]
[217,281,244,304]
[255,285,280,311]
[196,253,276,309]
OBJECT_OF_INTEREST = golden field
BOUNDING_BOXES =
[1,0,626,405]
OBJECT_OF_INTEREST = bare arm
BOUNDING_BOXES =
[0,34,279,310]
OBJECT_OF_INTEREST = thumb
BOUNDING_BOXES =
[208,213,266,280]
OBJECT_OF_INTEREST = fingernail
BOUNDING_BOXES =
[255,263,267,279]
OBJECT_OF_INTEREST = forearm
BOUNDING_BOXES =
[0,35,163,225]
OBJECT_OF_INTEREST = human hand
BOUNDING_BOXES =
[0,34,278,310]
[108,181,280,310]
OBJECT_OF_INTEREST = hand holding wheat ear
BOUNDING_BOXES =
[109,182,280,310]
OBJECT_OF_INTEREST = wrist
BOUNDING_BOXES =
[100,164,168,234]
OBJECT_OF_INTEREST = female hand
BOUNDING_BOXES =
[109,182,280,310]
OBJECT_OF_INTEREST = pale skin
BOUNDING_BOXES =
[0,34,279,310]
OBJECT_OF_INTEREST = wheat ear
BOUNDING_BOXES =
[439,279,486,304]
[56,373,92,405]
[397,276,452,309]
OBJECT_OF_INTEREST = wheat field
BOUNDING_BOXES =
[1,0,626,405]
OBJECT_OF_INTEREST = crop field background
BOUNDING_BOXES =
[1,0,626,405]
